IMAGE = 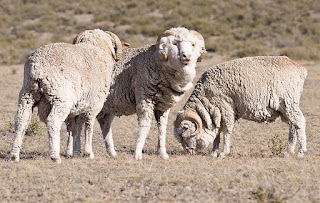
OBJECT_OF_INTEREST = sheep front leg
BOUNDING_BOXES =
[10,93,34,162]
[135,101,154,160]
[155,109,170,159]
[219,117,235,158]
[97,113,116,157]
[211,130,221,158]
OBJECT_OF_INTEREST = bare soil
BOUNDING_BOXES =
[0,53,319,202]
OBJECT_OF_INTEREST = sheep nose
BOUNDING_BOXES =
[182,53,191,61]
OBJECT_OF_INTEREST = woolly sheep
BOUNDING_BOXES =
[174,56,307,157]
[69,27,206,160]
[10,29,123,163]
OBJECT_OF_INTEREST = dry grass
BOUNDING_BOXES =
[1,0,320,65]
[0,53,319,202]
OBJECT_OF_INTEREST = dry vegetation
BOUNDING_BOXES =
[1,0,320,65]
[0,0,320,202]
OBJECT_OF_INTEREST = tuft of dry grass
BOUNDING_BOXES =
[251,186,286,203]
[268,134,286,157]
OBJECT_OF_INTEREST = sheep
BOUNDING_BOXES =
[10,29,123,163]
[68,27,206,160]
[174,56,307,158]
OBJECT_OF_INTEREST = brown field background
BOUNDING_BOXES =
[0,0,320,202]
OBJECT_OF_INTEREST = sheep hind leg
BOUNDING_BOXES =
[280,105,306,157]
[283,108,306,157]
[97,113,116,157]
[155,110,170,159]
[10,93,35,162]
[46,103,71,164]
[83,116,96,159]
[73,120,82,157]
[65,117,82,158]
[66,118,75,158]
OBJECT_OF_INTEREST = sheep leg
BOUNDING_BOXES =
[220,120,234,158]
[217,108,235,158]
[10,92,35,162]
[66,128,73,158]
[285,108,306,157]
[73,119,82,157]
[134,101,154,160]
[280,105,306,157]
[66,118,76,158]
[66,117,82,157]
[155,109,170,159]
[211,129,221,158]
[83,117,95,159]
[46,103,70,164]
[286,124,298,155]
[97,113,116,157]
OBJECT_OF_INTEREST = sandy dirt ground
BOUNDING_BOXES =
[0,53,319,202]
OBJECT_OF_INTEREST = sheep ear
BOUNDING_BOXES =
[158,43,168,62]
[122,43,130,48]
[197,50,207,62]
[73,30,93,44]
[159,50,168,61]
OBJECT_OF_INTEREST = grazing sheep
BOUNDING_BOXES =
[69,27,206,160]
[174,56,307,157]
[10,29,123,163]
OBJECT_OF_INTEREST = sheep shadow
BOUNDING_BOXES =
[0,150,49,161]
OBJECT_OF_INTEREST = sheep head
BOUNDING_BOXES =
[73,29,123,61]
[174,109,216,155]
[156,27,206,65]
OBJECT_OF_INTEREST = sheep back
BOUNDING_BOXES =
[185,56,307,123]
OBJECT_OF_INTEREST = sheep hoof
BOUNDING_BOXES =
[108,150,117,157]
[134,153,143,160]
[73,151,81,158]
[10,154,20,162]
[159,152,169,159]
[65,153,73,159]
[51,156,61,164]
[283,151,291,158]
[83,152,95,159]
[219,152,226,158]
[297,151,304,158]
[211,151,218,158]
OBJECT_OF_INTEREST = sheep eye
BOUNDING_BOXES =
[192,43,195,47]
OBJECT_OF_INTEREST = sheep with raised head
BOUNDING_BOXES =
[69,27,206,160]
[174,56,307,157]
[10,29,123,163]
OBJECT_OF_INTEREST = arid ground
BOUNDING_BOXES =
[0,53,319,202]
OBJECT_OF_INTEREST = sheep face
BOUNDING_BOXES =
[157,28,206,68]
[174,120,216,154]
[158,35,203,67]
